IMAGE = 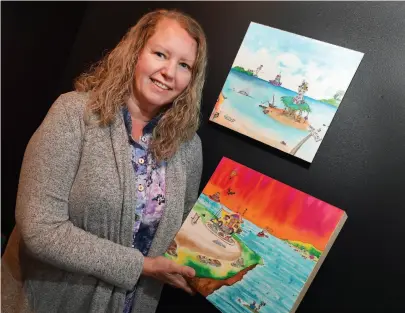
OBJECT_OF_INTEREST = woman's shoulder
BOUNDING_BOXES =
[43,91,91,137]
[55,91,90,115]
[185,133,202,150]
[182,133,202,156]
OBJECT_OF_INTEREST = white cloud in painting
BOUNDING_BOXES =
[276,53,302,69]
[232,47,285,80]
[232,46,277,77]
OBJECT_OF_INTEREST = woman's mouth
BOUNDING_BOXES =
[151,78,171,90]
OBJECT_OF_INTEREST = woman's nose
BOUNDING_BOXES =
[161,61,176,80]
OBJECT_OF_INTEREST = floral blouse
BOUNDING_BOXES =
[122,107,166,313]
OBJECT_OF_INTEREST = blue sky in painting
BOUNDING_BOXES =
[232,22,364,100]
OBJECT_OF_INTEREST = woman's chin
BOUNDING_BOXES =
[143,97,173,111]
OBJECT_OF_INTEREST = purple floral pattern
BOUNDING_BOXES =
[122,107,166,313]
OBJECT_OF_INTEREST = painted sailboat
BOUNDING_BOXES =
[269,73,282,86]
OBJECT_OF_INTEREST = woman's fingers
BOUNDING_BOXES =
[183,285,195,295]
[154,256,195,277]
[169,261,195,278]
[149,257,196,294]
[168,274,194,295]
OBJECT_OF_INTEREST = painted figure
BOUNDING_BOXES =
[293,80,309,105]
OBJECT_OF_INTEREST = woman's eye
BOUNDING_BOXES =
[155,52,165,58]
[180,63,191,70]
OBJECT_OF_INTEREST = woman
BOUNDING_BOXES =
[1,9,207,313]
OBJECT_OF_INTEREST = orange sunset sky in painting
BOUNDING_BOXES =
[202,158,344,251]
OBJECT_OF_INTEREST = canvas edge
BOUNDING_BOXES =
[289,211,348,313]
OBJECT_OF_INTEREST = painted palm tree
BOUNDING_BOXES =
[280,79,311,121]
[281,96,311,122]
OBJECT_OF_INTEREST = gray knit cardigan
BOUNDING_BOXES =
[1,91,203,313]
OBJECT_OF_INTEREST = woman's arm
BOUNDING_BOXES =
[15,93,144,290]
[183,134,203,222]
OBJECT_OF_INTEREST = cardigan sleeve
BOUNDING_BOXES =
[182,134,203,223]
[15,94,144,291]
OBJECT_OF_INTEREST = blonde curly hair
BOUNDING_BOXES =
[74,9,207,161]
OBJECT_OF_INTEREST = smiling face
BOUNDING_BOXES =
[132,18,197,114]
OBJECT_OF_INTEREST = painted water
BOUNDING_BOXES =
[197,194,317,313]
[218,69,338,162]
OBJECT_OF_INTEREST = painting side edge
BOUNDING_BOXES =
[289,211,348,313]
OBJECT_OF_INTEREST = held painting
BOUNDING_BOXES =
[209,22,364,163]
[165,157,347,313]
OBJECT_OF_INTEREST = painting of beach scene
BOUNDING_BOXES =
[209,22,364,162]
[164,157,347,313]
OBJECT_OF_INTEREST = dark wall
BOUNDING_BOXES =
[3,2,405,313]
[1,1,88,236]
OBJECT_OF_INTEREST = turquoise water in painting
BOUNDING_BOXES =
[197,194,317,313]
[217,69,338,162]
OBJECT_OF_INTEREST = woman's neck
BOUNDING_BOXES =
[126,94,160,142]
[126,95,157,123]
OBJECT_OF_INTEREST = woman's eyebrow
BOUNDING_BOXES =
[152,43,195,64]
[181,57,195,64]
[152,44,169,54]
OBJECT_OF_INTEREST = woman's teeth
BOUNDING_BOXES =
[152,79,169,90]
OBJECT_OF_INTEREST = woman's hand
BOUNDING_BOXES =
[142,256,196,295]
